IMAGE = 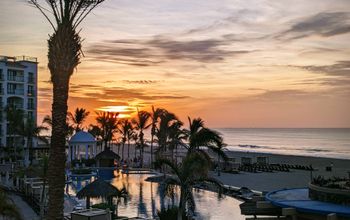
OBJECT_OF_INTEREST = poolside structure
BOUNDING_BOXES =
[68,131,97,162]
[95,148,120,167]
[240,188,350,220]
[76,178,120,209]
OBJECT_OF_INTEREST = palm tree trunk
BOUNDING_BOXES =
[47,77,69,219]
[122,142,125,161]
[178,189,185,220]
[150,134,154,168]
[47,23,80,220]
[127,140,130,159]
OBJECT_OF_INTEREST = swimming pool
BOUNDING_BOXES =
[66,171,245,220]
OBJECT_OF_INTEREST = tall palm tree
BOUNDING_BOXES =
[155,152,222,220]
[29,1,105,218]
[149,106,165,167]
[155,110,180,154]
[126,123,135,160]
[95,112,119,150]
[117,119,133,160]
[167,121,186,163]
[68,108,90,132]
[132,109,151,167]
[185,117,227,162]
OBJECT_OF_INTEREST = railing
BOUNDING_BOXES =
[27,90,35,96]
[28,77,35,84]
[27,104,35,110]
[0,55,37,63]
[7,76,24,82]
[8,103,24,109]
[7,89,24,95]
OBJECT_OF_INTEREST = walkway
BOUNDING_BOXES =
[8,193,39,220]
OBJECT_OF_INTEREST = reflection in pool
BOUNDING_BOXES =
[67,171,245,220]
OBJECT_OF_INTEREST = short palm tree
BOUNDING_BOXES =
[5,106,24,161]
[185,117,227,161]
[155,110,179,154]
[95,112,119,150]
[155,152,222,220]
[29,1,105,218]
[18,119,48,165]
[68,108,90,132]
[132,109,151,167]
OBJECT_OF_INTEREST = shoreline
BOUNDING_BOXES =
[224,146,350,160]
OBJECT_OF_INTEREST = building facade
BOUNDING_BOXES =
[0,55,38,162]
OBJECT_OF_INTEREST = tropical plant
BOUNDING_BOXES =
[155,110,179,153]
[154,152,222,220]
[0,189,22,220]
[18,119,48,165]
[117,119,133,160]
[42,115,74,139]
[132,109,151,167]
[29,0,105,218]
[5,106,24,162]
[68,108,90,132]
[184,117,227,162]
[149,107,165,167]
[95,112,119,150]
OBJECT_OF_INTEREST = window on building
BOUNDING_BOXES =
[28,98,35,110]
[28,72,34,83]
[7,83,24,95]
[27,85,34,96]
[7,69,24,82]
[27,111,34,120]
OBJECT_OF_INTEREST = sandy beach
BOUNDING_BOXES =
[212,150,350,192]
[113,144,350,193]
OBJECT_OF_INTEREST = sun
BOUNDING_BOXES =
[96,105,137,118]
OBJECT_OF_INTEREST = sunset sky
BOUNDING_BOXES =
[1,0,349,128]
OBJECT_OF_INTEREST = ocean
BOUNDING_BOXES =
[216,128,350,160]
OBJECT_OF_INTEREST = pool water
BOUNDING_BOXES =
[67,171,245,220]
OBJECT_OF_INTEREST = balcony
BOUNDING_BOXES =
[27,103,35,110]
[8,89,24,95]
[28,77,35,84]
[27,90,35,96]
[8,103,24,109]
[7,76,24,82]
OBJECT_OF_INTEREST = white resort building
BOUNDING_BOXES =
[0,55,38,164]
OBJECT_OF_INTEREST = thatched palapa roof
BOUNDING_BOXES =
[76,178,119,199]
[95,148,120,160]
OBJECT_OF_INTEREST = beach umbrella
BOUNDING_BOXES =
[76,178,119,208]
